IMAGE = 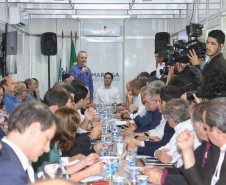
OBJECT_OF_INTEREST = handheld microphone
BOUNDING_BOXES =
[83,63,88,75]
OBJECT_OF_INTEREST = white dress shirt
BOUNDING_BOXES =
[130,93,147,120]
[94,85,122,105]
[154,119,201,167]
[156,62,165,79]
[76,109,88,134]
[140,115,166,147]
[149,114,166,139]
[2,137,35,183]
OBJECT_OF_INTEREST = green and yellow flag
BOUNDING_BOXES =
[70,40,77,67]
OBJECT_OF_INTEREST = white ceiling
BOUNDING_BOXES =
[1,0,222,19]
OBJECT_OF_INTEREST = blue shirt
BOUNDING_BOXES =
[69,63,94,100]
[134,108,161,130]
[24,91,41,102]
[4,93,17,114]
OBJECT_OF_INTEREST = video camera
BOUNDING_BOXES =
[159,23,206,67]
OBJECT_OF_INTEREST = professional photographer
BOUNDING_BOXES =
[188,30,226,75]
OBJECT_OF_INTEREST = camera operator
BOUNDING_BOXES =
[188,30,226,75]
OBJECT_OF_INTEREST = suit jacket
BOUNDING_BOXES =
[134,108,161,130]
[182,144,226,185]
[137,121,175,156]
[0,127,6,139]
[196,53,226,75]
[0,142,30,185]
[164,141,214,185]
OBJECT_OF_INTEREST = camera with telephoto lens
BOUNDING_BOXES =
[158,23,206,68]
[186,65,203,101]
[160,65,178,75]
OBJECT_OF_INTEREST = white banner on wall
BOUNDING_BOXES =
[87,42,124,103]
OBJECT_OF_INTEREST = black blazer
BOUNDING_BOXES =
[0,142,31,185]
[182,144,226,185]
[164,141,213,185]
[202,53,226,75]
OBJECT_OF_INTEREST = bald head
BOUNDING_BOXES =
[0,76,17,95]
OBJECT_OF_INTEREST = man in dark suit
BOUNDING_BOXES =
[0,102,59,185]
[177,98,226,185]
[188,30,226,75]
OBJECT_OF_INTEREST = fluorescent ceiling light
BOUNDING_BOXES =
[129,10,179,14]
[132,4,187,9]
[137,0,193,3]
[72,0,132,3]
[77,10,127,15]
[74,4,129,9]
[8,0,69,3]
[71,15,130,19]
[27,10,75,14]
[137,15,173,18]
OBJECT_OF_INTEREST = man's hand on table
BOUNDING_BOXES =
[89,125,103,140]
[125,138,141,149]
[143,166,162,185]
[93,143,107,155]
[155,149,173,163]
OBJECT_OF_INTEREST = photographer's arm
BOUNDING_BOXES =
[166,66,175,85]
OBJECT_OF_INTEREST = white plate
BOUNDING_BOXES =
[80,175,104,183]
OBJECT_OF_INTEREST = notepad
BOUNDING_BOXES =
[141,158,174,166]
[80,175,104,183]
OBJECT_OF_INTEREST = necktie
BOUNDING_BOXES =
[202,60,210,74]
[211,144,226,185]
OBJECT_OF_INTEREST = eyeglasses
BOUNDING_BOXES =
[143,99,155,105]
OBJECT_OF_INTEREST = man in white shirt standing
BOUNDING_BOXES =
[0,102,58,185]
[94,72,121,105]
[155,51,165,79]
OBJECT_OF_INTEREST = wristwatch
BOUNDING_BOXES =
[133,110,138,114]
[120,113,124,119]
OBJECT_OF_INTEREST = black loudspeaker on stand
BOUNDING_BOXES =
[41,32,57,89]
[155,32,170,52]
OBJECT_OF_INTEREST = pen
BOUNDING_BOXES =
[149,156,156,159]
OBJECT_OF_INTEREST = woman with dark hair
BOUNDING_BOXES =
[0,84,9,135]
[54,106,80,154]
[202,68,226,100]
[32,106,104,182]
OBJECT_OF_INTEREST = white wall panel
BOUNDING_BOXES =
[124,19,168,92]
[30,36,57,99]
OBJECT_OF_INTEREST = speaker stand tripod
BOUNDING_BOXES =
[48,55,50,89]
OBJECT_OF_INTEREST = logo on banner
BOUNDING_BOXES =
[92,71,120,82]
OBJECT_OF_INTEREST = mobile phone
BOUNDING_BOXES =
[91,141,98,144]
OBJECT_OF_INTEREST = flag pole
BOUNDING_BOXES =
[75,31,77,45]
